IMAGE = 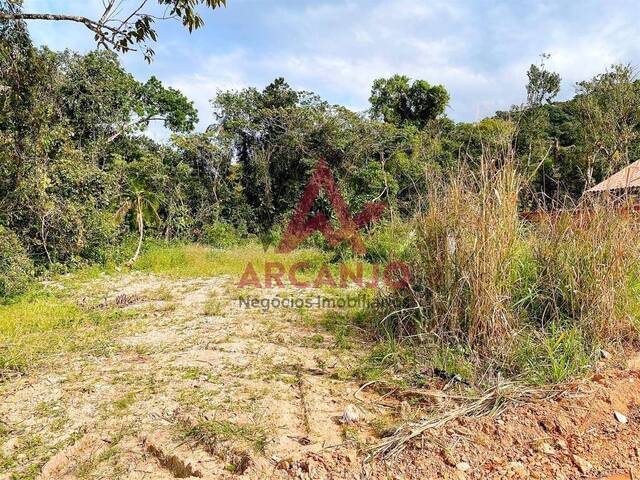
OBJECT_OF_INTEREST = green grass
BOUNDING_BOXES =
[512,323,595,384]
[133,241,329,278]
[173,414,268,459]
[203,294,225,316]
[132,240,383,288]
[0,293,128,374]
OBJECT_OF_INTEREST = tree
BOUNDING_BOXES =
[116,180,162,266]
[574,64,640,187]
[57,50,198,146]
[526,54,561,108]
[369,75,449,128]
[115,153,166,265]
[0,0,227,61]
[213,78,328,233]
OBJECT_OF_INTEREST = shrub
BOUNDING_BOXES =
[0,226,34,299]
[364,222,415,263]
[202,222,239,248]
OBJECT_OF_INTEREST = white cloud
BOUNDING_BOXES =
[18,0,640,140]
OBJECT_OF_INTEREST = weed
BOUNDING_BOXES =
[112,391,137,411]
[144,284,174,301]
[203,296,225,316]
[175,415,267,454]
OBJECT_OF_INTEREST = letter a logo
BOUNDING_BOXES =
[277,159,385,255]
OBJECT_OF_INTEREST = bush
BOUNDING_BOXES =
[364,222,415,262]
[0,226,34,299]
[531,203,640,341]
[202,222,239,249]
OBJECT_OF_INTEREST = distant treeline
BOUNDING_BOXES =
[2,15,640,298]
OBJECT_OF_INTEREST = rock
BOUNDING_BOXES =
[536,442,555,455]
[340,404,361,424]
[614,411,628,424]
[571,454,593,474]
[600,349,612,359]
[456,462,471,472]
[507,461,528,477]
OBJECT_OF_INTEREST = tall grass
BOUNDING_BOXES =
[531,203,640,341]
[389,158,522,348]
[383,157,640,382]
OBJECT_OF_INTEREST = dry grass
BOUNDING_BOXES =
[381,155,640,383]
[531,201,640,341]
[371,380,568,459]
[387,157,522,348]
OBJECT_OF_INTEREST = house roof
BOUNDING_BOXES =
[587,159,640,192]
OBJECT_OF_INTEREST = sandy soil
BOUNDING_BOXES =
[1,272,640,479]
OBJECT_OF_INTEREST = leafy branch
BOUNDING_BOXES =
[0,0,227,62]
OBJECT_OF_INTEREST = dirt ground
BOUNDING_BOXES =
[2,272,640,479]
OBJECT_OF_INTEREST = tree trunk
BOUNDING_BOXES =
[127,197,144,267]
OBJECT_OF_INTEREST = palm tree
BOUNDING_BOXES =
[116,180,161,266]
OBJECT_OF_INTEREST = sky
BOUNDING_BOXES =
[21,0,640,140]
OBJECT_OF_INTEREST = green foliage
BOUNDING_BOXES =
[364,222,414,262]
[381,164,640,384]
[513,323,593,384]
[0,26,198,276]
[203,222,239,248]
[0,226,33,298]
[369,74,449,128]
[526,54,561,107]
[0,0,227,62]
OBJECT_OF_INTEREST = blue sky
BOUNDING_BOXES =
[22,0,640,139]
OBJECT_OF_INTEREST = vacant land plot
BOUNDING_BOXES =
[2,246,640,480]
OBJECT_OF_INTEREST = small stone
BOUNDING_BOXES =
[614,411,628,424]
[571,454,593,474]
[507,461,527,477]
[340,404,361,424]
[536,442,555,455]
[456,462,471,472]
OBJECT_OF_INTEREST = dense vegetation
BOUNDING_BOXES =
[3,9,640,384]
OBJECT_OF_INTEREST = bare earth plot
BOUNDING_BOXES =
[2,272,640,479]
